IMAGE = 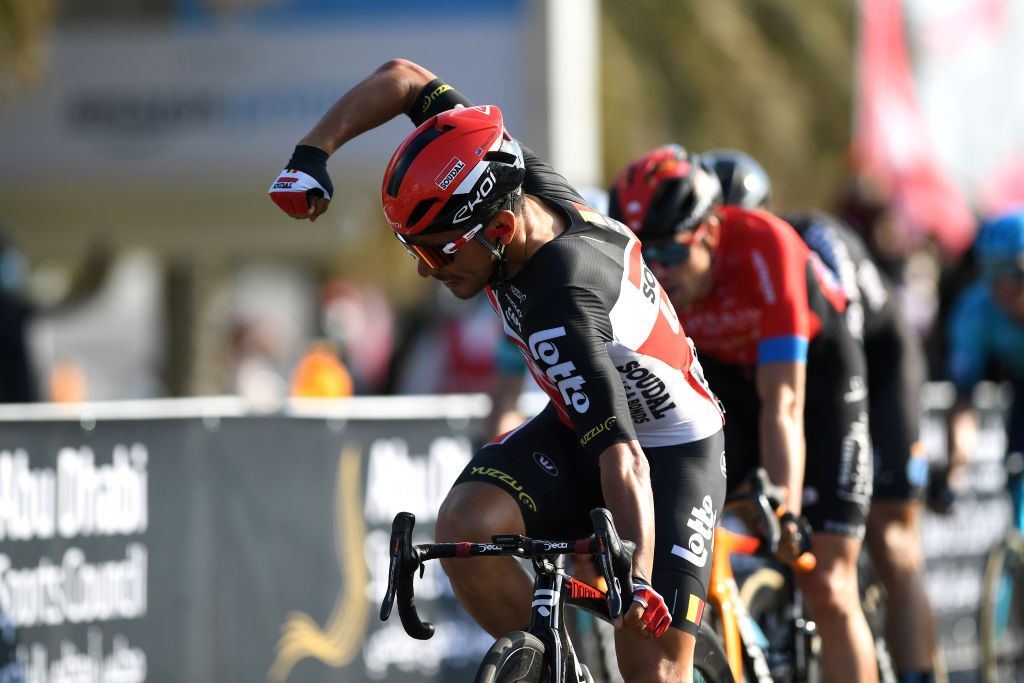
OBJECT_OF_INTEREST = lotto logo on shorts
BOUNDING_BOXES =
[670,495,716,568]
[686,594,705,624]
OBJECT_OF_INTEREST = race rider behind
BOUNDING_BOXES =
[945,211,1024,529]
[703,148,938,683]
[267,59,726,683]
[610,145,878,683]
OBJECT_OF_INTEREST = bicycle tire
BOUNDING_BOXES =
[693,622,735,683]
[979,533,1024,683]
[742,567,821,683]
[474,631,547,683]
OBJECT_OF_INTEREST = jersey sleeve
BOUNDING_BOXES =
[525,285,637,457]
[946,285,990,394]
[750,221,812,365]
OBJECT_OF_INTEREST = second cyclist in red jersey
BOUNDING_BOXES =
[610,144,878,683]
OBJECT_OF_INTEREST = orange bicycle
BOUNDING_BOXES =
[702,469,819,683]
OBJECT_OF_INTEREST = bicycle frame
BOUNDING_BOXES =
[709,526,772,683]
[706,473,817,683]
[380,508,634,683]
[526,555,615,683]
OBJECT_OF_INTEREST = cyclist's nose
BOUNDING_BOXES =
[417,259,436,278]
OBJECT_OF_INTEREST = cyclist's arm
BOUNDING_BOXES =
[297,58,438,155]
[946,395,977,483]
[598,440,656,583]
[755,360,806,516]
[945,285,990,483]
[750,218,813,516]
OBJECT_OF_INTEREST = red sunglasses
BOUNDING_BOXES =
[394,222,488,270]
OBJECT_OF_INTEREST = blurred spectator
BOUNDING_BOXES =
[48,360,87,403]
[391,282,502,395]
[319,279,394,394]
[0,230,36,402]
[836,173,945,361]
[225,317,289,407]
[290,340,353,398]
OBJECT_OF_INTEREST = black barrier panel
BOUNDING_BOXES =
[0,412,494,682]
[920,394,1013,682]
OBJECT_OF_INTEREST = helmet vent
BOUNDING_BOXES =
[407,198,438,229]
[386,125,450,198]
[483,150,518,165]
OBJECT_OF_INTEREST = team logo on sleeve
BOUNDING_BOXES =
[528,326,590,413]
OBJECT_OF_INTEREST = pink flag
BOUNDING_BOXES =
[854,0,976,257]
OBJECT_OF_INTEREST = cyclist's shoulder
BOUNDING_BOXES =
[720,206,806,258]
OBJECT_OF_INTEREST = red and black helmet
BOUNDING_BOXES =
[608,144,722,240]
[381,105,526,236]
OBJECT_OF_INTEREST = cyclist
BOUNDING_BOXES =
[609,144,878,683]
[945,211,1024,527]
[267,59,726,683]
[703,148,940,683]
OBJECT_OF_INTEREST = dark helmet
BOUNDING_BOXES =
[381,105,525,236]
[608,144,722,239]
[975,210,1024,272]
[702,148,772,210]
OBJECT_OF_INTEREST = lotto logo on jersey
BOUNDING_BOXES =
[528,326,590,413]
[670,495,716,568]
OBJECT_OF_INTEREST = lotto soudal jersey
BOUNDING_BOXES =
[680,206,849,368]
[411,79,724,457]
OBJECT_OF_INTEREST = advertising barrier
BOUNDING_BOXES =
[0,386,1013,681]
[0,397,494,682]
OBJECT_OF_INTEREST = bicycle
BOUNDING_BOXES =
[704,468,819,683]
[379,506,733,682]
[978,452,1024,683]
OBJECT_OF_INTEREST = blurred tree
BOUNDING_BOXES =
[0,0,54,101]
[602,0,856,212]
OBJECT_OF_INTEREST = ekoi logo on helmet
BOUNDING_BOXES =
[453,169,498,223]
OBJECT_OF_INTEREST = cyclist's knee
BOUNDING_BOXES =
[435,481,524,543]
[615,636,692,683]
[798,536,862,621]
[866,502,925,576]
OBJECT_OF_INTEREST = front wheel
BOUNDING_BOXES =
[979,534,1024,683]
[694,622,735,683]
[474,631,547,683]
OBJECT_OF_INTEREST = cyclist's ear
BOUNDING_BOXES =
[486,220,515,245]
[703,215,722,250]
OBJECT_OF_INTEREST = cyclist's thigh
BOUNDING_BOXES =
[646,429,727,636]
[452,403,603,541]
[865,325,928,502]
[803,333,872,540]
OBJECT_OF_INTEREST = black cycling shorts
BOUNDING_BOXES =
[1008,376,1024,458]
[699,330,873,540]
[452,404,727,635]
[864,321,928,501]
